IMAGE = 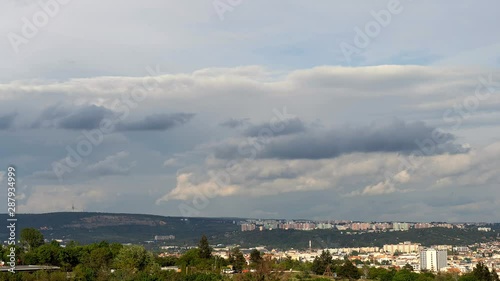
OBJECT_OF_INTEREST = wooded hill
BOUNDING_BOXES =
[1,212,498,249]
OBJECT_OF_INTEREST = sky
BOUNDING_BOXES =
[0,0,499,222]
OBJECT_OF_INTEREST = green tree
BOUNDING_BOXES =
[473,262,492,281]
[435,272,456,281]
[58,244,83,271]
[178,248,214,272]
[109,243,123,257]
[178,248,200,266]
[22,250,39,265]
[367,267,389,280]
[338,260,361,280]
[73,264,96,281]
[88,247,113,271]
[380,268,397,281]
[459,273,480,281]
[403,263,414,271]
[279,256,305,271]
[20,228,44,251]
[417,271,436,281]
[114,245,157,274]
[229,247,246,273]
[249,249,263,267]
[198,235,212,259]
[311,250,332,275]
[34,241,61,266]
[155,255,178,267]
[393,269,418,281]
[492,270,499,281]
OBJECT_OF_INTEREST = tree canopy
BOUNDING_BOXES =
[20,227,44,251]
[198,234,212,259]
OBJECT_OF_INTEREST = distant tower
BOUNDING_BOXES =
[72,203,75,211]
[309,240,312,252]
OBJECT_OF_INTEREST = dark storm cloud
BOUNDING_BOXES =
[31,104,194,132]
[261,120,462,159]
[31,104,70,128]
[32,104,114,130]
[244,117,306,137]
[116,113,195,131]
[219,118,250,128]
[215,120,463,160]
[58,105,114,130]
[0,112,17,129]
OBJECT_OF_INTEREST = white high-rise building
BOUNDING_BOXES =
[393,222,409,231]
[383,241,420,253]
[420,248,447,272]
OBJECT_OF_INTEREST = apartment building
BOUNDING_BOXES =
[383,242,421,253]
[420,248,447,272]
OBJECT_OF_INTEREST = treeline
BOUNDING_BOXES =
[1,230,271,281]
[0,229,224,281]
[232,228,498,250]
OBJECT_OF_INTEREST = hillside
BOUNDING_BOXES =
[1,212,498,249]
[1,212,241,245]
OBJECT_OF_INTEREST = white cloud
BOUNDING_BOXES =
[156,173,240,203]
[159,139,500,203]
[163,158,178,167]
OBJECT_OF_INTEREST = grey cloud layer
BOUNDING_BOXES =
[30,104,194,131]
[0,112,17,129]
[219,118,250,128]
[32,104,113,130]
[0,65,498,221]
[215,119,462,160]
[35,104,114,130]
[243,117,306,137]
[115,113,195,131]
[261,120,461,159]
